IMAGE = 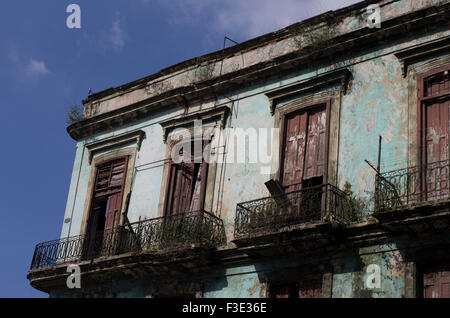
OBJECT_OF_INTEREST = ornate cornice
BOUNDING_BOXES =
[394,37,450,78]
[159,106,230,143]
[265,69,351,116]
[86,130,145,164]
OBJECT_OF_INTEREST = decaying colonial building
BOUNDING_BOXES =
[28,0,450,298]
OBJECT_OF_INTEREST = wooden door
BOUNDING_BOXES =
[303,106,327,180]
[271,285,290,298]
[281,104,328,193]
[424,99,449,199]
[420,66,450,200]
[166,163,194,215]
[281,110,308,193]
[165,139,209,215]
[189,163,208,212]
[298,278,322,298]
[93,157,128,228]
[104,193,122,230]
[423,262,450,298]
[84,157,128,258]
[270,278,322,298]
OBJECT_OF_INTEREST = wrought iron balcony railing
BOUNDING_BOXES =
[234,184,361,239]
[30,210,226,270]
[375,159,450,211]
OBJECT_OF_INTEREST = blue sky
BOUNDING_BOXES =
[0,0,360,297]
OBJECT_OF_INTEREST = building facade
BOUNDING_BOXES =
[28,0,450,298]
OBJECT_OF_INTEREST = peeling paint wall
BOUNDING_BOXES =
[332,244,406,298]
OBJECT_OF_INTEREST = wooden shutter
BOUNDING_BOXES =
[166,140,209,215]
[89,157,128,229]
[104,193,122,230]
[420,67,450,200]
[167,163,194,215]
[189,139,210,212]
[423,262,450,298]
[93,157,128,198]
[271,284,290,298]
[303,106,327,180]
[270,278,322,298]
[84,157,128,258]
[282,111,308,192]
[425,100,449,164]
[189,163,208,212]
[298,278,322,298]
[281,104,328,192]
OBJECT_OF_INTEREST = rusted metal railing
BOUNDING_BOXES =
[234,184,360,238]
[375,160,450,211]
[30,210,226,270]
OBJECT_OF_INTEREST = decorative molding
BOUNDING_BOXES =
[395,37,450,78]
[265,69,351,116]
[86,130,145,164]
[159,106,230,143]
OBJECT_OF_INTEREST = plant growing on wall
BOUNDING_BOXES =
[65,104,84,125]
[193,63,216,83]
[145,80,174,96]
[293,25,338,53]
[343,181,366,222]
[292,12,342,54]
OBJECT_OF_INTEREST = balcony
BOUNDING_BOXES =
[375,160,450,212]
[30,210,226,270]
[234,184,361,240]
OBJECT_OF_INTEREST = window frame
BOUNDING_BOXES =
[268,274,324,298]
[417,64,450,169]
[85,156,129,234]
[278,101,331,190]
[162,139,209,216]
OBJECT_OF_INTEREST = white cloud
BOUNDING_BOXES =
[27,59,49,77]
[98,16,127,53]
[157,0,361,39]
[8,51,50,80]
[110,19,126,52]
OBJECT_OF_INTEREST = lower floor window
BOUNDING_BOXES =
[421,262,450,298]
[270,277,322,298]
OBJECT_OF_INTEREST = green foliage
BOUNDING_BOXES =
[65,104,84,125]
[193,63,216,83]
[146,80,174,96]
[293,25,338,53]
[141,216,217,254]
[292,12,342,54]
[373,178,403,212]
[343,181,366,222]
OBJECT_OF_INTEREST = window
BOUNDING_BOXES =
[84,157,128,257]
[420,261,450,298]
[270,277,323,298]
[164,140,209,215]
[280,103,329,193]
[418,65,450,200]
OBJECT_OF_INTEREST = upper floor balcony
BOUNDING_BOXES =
[373,159,450,236]
[233,184,362,243]
[30,210,226,271]
[375,159,450,212]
